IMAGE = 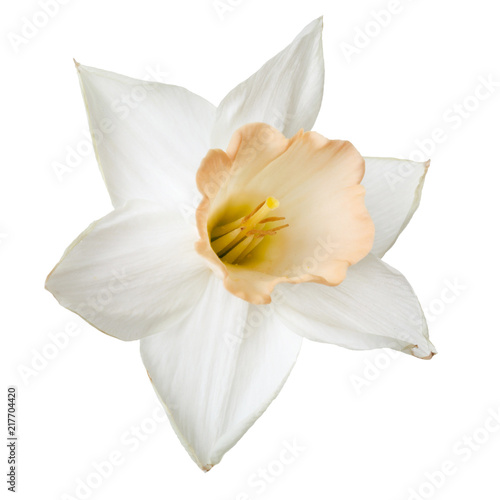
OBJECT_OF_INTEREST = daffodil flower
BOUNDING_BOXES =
[46,17,436,471]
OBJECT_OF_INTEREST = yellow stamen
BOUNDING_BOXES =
[247,224,289,236]
[210,197,287,264]
[211,227,244,254]
[258,217,286,224]
[222,235,255,264]
[236,235,265,262]
[210,216,245,238]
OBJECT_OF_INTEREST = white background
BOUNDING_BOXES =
[2,0,500,499]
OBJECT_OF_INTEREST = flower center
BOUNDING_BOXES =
[210,197,289,265]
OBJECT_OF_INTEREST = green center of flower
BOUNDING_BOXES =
[210,197,289,265]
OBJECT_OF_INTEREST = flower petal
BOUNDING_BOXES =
[211,17,324,149]
[45,200,210,341]
[195,124,374,304]
[363,157,429,257]
[76,63,216,209]
[140,274,302,469]
[273,253,435,359]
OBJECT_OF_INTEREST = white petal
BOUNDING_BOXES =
[363,157,429,257]
[46,200,210,341]
[274,253,435,359]
[76,63,216,209]
[140,275,302,469]
[211,17,324,149]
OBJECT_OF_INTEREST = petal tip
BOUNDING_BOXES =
[44,265,58,293]
[411,345,437,360]
[298,16,324,43]
[308,15,324,32]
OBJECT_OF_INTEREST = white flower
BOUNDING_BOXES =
[46,17,436,471]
